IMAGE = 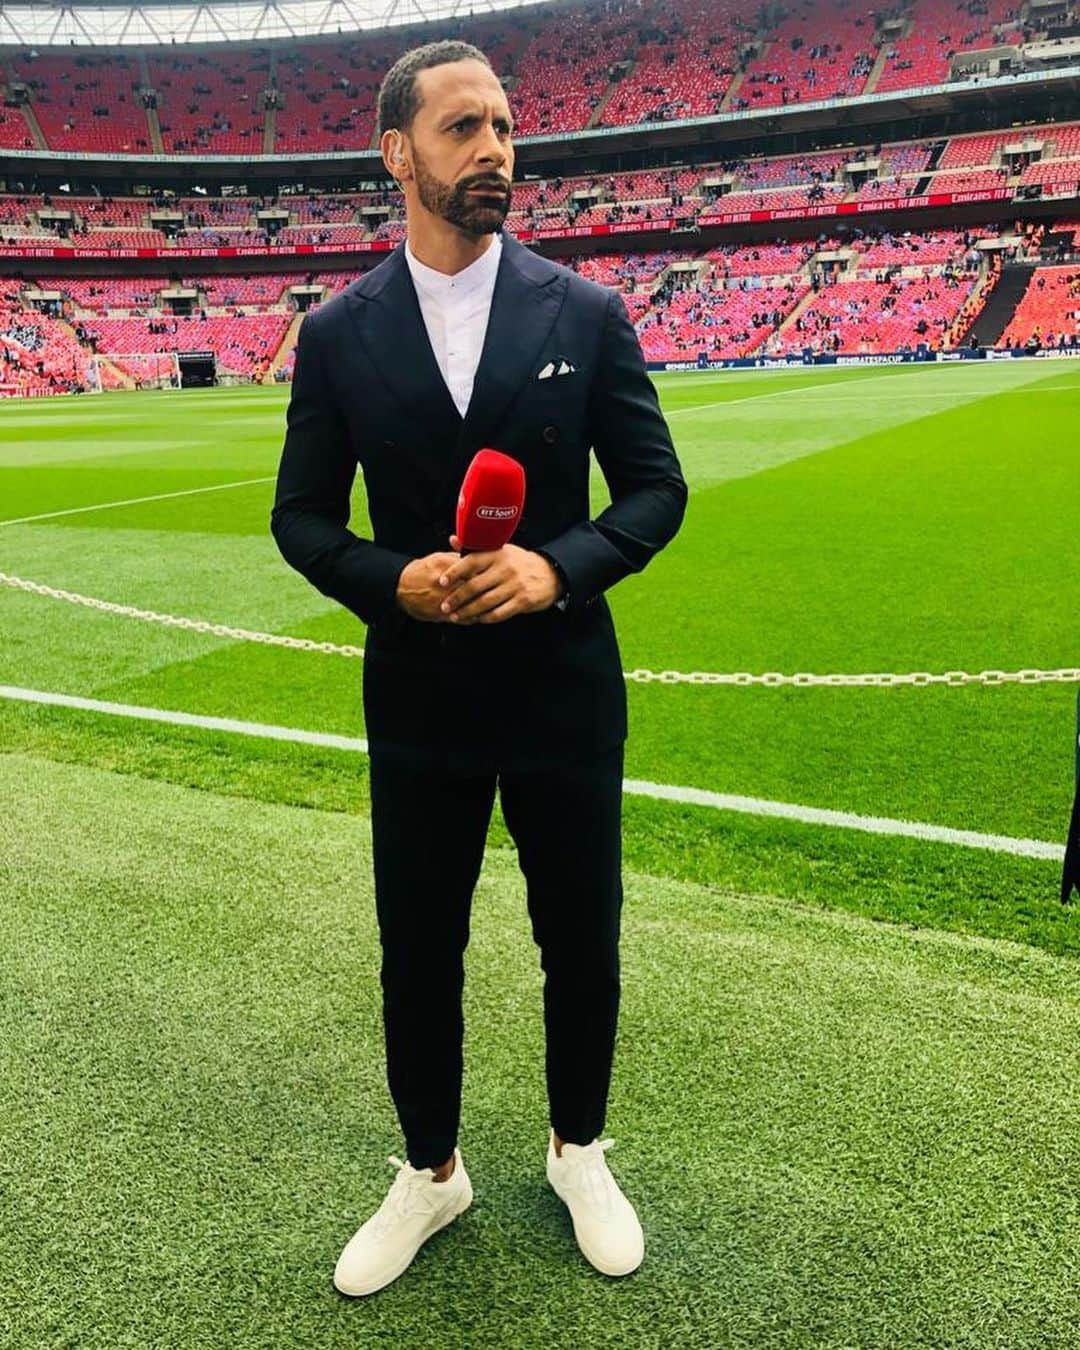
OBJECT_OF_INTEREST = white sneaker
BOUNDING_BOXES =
[333,1147,472,1296]
[546,1130,644,1276]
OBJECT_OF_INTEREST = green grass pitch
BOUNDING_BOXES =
[2,362,1079,1347]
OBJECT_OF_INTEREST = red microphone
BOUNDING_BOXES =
[455,448,526,554]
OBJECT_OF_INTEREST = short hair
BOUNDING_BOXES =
[377,41,495,139]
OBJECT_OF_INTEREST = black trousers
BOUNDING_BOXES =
[368,743,625,1171]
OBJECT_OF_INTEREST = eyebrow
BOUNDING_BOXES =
[445,111,514,130]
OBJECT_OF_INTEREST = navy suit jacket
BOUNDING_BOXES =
[271,227,688,771]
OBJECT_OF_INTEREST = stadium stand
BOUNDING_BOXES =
[0,105,34,151]
[285,196,364,225]
[734,2,879,108]
[512,30,630,135]
[596,0,749,126]
[311,268,370,295]
[9,51,153,153]
[77,229,169,249]
[0,293,94,393]
[570,249,694,289]
[733,149,858,189]
[278,225,370,246]
[875,0,1024,95]
[76,312,293,378]
[0,192,1063,393]
[999,266,1080,347]
[775,272,982,354]
[179,196,269,226]
[1,0,1074,157]
[637,279,810,360]
[1,0,1079,393]
[849,228,990,270]
[181,228,275,246]
[64,196,152,227]
[926,169,1010,194]
[706,240,818,277]
[31,276,172,310]
[701,185,849,218]
[0,195,46,226]
[939,124,1058,169]
[195,274,303,306]
[148,51,268,154]
[1019,160,1080,191]
[4,111,1076,259]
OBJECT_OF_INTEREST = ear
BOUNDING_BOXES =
[380,129,409,182]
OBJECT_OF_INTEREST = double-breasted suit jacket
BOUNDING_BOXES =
[272,227,688,772]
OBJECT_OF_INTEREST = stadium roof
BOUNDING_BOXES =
[0,0,553,48]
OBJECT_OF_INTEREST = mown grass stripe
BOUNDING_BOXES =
[0,476,276,527]
[0,683,1063,863]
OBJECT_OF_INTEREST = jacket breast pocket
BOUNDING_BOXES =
[520,369,588,430]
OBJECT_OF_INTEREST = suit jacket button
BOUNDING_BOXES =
[542,425,560,445]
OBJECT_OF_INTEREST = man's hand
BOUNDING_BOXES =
[436,535,564,625]
[395,550,470,623]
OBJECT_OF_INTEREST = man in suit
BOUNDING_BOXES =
[271,39,687,1296]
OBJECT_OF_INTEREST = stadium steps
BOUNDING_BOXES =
[147,107,164,156]
[944,262,998,347]
[925,138,949,172]
[718,73,745,113]
[265,49,277,153]
[862,43,892,95]
[587,63,634,130]
[54,317,135,389]
[757,286,818,350]
[138,53,163,155]
[5,62,49,151]
[957,262,1037,346]
[18,102,47,152]
[265,310,305,382]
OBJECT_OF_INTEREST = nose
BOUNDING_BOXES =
[475,121,509,170]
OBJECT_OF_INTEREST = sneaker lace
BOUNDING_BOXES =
[370,1155,439,1236]
[561,1138,617,1216]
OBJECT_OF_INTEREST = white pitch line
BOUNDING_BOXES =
[0,685,368,753]
[663,367,971,418]
[665,369,1066,419]
[681,386,1080,407]
[0,684,1063,864]
[623,778,1063,862]
[0,475,276,528]
[667,376,863,417]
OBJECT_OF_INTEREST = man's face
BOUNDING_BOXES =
[400,59,515,237]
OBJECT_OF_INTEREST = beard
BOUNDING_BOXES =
[412,146,512,236]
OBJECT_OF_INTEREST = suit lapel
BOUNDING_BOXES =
[347,229,566,505]
[346,242,463,448]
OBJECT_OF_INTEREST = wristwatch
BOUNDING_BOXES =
[537,550,571,612]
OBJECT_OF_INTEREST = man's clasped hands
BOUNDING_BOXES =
[395,534,565,626]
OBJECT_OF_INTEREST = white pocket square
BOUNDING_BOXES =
[537,359,577,379]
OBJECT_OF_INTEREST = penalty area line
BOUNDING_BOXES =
[0,684,1063,863]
